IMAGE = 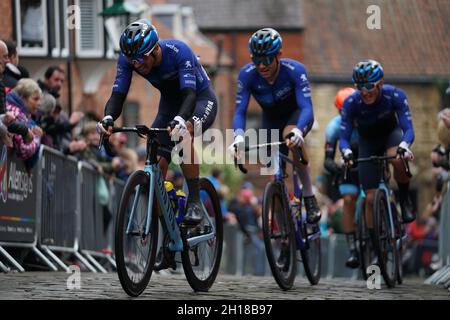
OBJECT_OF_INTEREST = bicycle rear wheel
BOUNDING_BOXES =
[299,217,321,285]
[115,170,159,297]
[181,177,223,292]
[262,181,297,290]
[373,189,397,288]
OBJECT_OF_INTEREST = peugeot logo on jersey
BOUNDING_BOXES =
[185,60,192,69]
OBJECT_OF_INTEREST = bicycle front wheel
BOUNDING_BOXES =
[356,198,375,280]
[299,218,321,285]
[115,170,159,297]
[181,177,223,292]
[373,189,397,288]
[262,181,297,290]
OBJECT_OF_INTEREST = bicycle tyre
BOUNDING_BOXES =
[356,198,373,280]
[299,218,321,285]
[181,177,223,292]
[373,189,397,288]
[115,170,159,297]
[262,181,297,290]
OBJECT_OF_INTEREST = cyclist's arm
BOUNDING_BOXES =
[104,56,132,120]
[232,69,251,137]
[293,70,314,134]
[339,101,354,153]
[174,44,200,121]
[324,117,340,173]
[393,88,415,146]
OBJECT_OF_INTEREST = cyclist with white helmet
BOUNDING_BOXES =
[340,60,416,238]
[97,20,218,227]
[228,28,321,224]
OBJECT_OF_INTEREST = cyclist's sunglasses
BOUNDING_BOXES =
[355,80,381,92]
[251,54,276,66]
[128,45,156,65]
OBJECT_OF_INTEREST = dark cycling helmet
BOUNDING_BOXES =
[248,28,282,56]
[119,19,159,58]
[352,59,384,83]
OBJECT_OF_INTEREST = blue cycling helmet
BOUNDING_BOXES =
[352,59,384,83]
[119,19,159,58]
[248,28,282,56]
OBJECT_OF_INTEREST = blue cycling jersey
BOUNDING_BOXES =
[340,84,415,152]
[232,58,314,136]
[325,115,358,151]
[112,39,210,100]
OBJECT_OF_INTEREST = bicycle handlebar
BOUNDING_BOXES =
[99,126,171,156]
[233,137,308,174]
[343,154,412,181]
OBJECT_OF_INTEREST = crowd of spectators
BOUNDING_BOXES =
[0,39,139,184]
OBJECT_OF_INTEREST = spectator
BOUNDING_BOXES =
[5,78,43,166]
[104,131,139,181]
[0,40,31,143]
[228,188,266,275]
[406,196,441,275]
[431,109,450,194]
[2,40,29,90]
[116,148,138,181]
[36,66,85,155]
[76,121,116,175]
[38,66,64,100]
[0,114,13,147]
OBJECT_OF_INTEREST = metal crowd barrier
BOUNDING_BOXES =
[38,146,82,272]
[0,143,54,272]
[0,144,121,273]
[221,221,360,279]
[78,162,114,273]
[425,181,450,290]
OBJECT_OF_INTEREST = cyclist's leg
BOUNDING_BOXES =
[182,87,218,225]
[151,112,174,177]
[386,128,415,222]
[358,136,384,229]
[282,114,320,223]
[339,183,359,267]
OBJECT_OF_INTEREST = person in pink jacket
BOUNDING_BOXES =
[6,78,43,159]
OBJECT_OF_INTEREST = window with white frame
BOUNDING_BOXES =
[14,0,71,57]
[48,0,70,58]
[15,0,48,56]
[75,0,104,58]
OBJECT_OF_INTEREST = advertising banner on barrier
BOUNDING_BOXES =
[0,143,37,243]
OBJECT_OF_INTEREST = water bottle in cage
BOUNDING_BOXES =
[289,193,300,232]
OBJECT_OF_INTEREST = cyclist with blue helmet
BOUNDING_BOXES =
[340,60,416,235]
[97,19,218,227]
[228,28,321,224]
[324,87,362,268]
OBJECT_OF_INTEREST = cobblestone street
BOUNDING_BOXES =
[0,272,448,300]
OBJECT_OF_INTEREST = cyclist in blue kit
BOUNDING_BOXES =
[340,60,416,234]
[324,87,362,268]
[97,20,217,227]
[228,28,321,224]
